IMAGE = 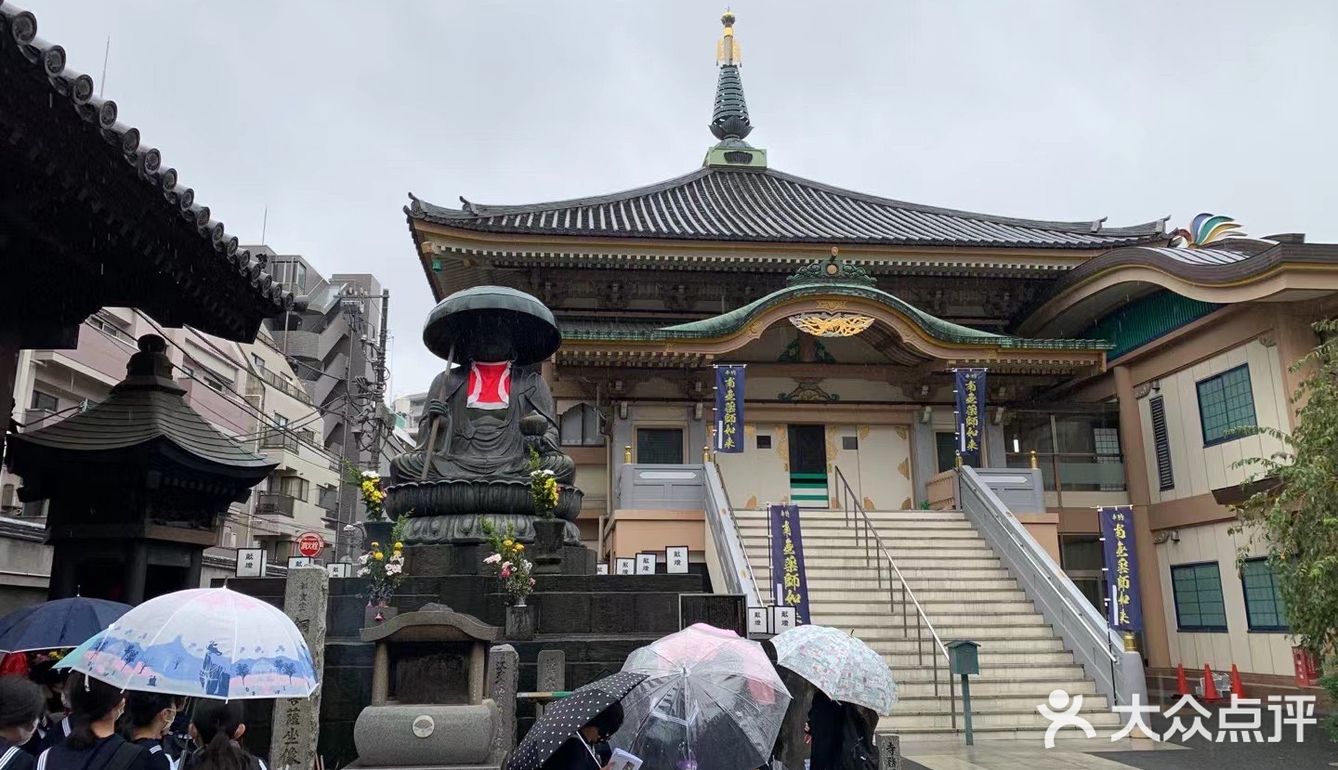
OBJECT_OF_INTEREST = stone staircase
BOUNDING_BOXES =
[737,507,1121,740]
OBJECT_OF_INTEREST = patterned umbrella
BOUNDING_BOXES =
[614,624,790,770]
[770,625,898,715]
[0,597,130,653]
[505,671,646,770]
[57,588,317,700]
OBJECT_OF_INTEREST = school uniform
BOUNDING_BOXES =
[0,737,36,770]
[129,740,170,770]
[37,734,148,770]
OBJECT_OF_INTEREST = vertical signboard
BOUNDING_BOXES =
[768,503,812,625]
[954,368,988,467]
[714,365,746,453]
[1099,505,1144,631]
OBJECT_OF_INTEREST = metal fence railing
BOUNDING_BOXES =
[832,465,957,731]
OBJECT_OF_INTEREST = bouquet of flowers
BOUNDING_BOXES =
[343,462,387,520]
[482,520,535,604]
[529,447,559,519]
[358,516,407,612]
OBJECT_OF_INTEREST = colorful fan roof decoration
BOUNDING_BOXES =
[1170,213,1246,248]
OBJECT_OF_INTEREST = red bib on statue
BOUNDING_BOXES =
[467,362,512,410]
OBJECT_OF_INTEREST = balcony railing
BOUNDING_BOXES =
[1005,452,1126,492]
[260,429,298,452]
[256,492,296,517]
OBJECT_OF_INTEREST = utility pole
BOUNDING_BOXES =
[370,290,391,472]
[332,292,360,561]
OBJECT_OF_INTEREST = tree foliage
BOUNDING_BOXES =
[1234,320,1338,654]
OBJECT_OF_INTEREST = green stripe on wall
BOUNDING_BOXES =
[790,472,828,480]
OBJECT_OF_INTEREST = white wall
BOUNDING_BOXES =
[1156,520,1297,676]
[1138,340,1289,503]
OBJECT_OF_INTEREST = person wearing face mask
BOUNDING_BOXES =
[120,694,183,770]
[37,673,148,770]
[0,676,46,770]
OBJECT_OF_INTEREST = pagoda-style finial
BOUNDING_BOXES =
[710,10,752,142]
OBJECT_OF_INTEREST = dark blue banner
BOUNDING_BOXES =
[954,368,987,467]
[1099,505,1144,632]
[769,503,812,625]
[714,364,746,453]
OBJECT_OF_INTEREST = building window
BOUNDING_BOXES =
[1197,365,1256,446]
[30,391,58,412]
[559,403,603,446]
[841,436,859,450]
[1241,558,1288,632]
[636,428,684,464]
[252,353,266,371]
[1149,395,1174,491]
[278,476,309,501]
[1171,562,1229,632]
[756,434,772,450]
[935,432,957,473]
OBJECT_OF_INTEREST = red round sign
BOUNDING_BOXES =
[296,532,325,558]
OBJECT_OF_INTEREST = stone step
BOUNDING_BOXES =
[890,663,1096,683]
[749,554,1002,568]
[887,677,1098,698]
[806,587,1027,603]
[879,708,1122,732]
[864,636,1065,654]
[734,509,968,522]
[892,693,1110,713]
[879,650,1077,667]
[753,573,1019,591]
[809,599,1038,615]
[809,618,1054,638]
[742,537,993,552]
[736,519,978,532]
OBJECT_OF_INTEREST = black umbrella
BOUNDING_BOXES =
[422,286,560,365]
[506,671,646,770]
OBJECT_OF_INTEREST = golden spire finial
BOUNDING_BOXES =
[717,9,741,66]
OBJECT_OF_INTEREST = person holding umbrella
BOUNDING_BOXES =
[504,672,644,770]
[0,676,46,770]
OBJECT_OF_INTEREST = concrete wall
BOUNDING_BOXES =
[1155,519,1297,676]
[1138,340,1290,504]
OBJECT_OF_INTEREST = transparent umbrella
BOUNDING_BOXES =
[613,624,790,770]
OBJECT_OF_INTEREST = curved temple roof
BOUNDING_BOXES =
[409,166,1167,249]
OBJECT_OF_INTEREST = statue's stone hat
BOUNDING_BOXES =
[423,286,560,365]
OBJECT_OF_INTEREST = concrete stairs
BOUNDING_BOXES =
[737,507,1121,740]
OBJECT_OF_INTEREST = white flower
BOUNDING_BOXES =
[542,470,555,477]
[501,561,513,571]
[357,567,371,577]
[362,471,380,479]
[385,564,402,575]
[358,554,369,565]
[484,554,501,565]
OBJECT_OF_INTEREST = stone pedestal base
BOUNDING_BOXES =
[402,513,581,546]
[406,542,596,577]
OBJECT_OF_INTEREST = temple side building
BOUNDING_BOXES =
[402,13,1338,734]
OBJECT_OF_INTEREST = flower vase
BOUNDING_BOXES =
[505,603,535,640]
[532,518,566,575]
[363,520,395,550]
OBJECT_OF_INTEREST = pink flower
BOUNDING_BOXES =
[529,578,536,587]
[484,554,501,565]
[501,561,512,571]
[500,567,512,579]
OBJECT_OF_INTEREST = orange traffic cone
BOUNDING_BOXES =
[1230,664,1246,698]
[1202,664,1221,701]
[1176,664,1191,696]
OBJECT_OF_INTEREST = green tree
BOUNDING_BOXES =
[1234,320,1338,729]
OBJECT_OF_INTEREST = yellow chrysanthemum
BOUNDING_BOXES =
[370,541,380,547]
[503,538,513,547]
[394,541,404,549]
[374,552,385,561]
[515,544,525,552]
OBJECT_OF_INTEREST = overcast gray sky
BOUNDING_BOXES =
[21,0,1338,397]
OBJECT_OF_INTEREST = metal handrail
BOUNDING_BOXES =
[831,466,957,731]
[703,460,764,606]
[958,468,1119,663]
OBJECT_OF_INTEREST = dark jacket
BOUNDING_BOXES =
[129,740,169,770]
[540,737,600,770]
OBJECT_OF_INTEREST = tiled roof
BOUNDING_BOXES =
[0,2,292,325]
[409,166,1167,249]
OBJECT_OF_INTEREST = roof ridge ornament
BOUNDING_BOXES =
[787,248,877,288]
[1169,213,1246,248]
[705,11,767,169]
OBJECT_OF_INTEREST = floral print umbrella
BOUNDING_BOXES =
[57,587,317,700]
[770,625,898,715]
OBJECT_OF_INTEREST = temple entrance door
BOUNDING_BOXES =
[787,425,828,508]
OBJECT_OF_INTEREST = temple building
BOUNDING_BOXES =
[404,12,1338,731]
